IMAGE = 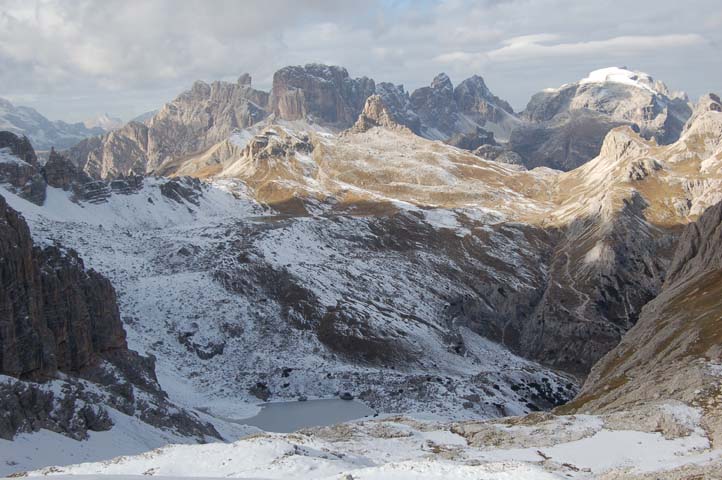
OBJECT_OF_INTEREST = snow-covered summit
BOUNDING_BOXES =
[84,113,124,131]
[579,67,659,94]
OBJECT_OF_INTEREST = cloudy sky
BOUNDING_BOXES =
[0,0,720,122]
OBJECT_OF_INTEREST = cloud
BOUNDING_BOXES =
[434,33,706,66]
[486,33,706,60]
[0,0,719,121]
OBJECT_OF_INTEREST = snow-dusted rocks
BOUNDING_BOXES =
[0,193,219,444]
[0,131,45,204]
[350,94,414,133]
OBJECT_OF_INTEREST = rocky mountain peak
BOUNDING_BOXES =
[454,74,517,131]
[514,67,693,171]
[375,83,421,134]
[350,94,411,133]
[598,126,653,161]
[430,72,453,93]
[579,67,662,95]
[271,63,375,127]
[684,92,722,126]
[0,131,38,167]
[43,147,92,190]
[238,73,252,86]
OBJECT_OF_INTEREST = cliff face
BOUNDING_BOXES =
[0,194,126,378]
[566,199,722,445]
[0,193,220,442]
[271,64,375,127]
[0,132,45,204]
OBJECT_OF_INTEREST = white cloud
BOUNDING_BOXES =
[486,33,706,60]
[0,0,719,121]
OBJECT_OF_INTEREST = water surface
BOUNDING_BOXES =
[239,399,376,433]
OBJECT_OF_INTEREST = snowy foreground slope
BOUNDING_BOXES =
[4,181,722,479]
[0,178,575,474]
[20,402,722,479]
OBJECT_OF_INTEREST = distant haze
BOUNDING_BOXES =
[0,0,720,122]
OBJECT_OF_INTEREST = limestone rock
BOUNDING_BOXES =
[351,95,413,133]
[271,64,375,127]
[43,147,92,190]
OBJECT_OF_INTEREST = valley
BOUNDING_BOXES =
[1,60,722,479]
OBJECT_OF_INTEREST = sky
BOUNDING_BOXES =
[0,0,720,122]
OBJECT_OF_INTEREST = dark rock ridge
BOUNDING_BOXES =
[0,132,148,205]
[0,131,46,204]
[410,73,518,140]
[0,194,219,441]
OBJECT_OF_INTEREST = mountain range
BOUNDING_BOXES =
[1,64,722,478]
[0,97,107,151]
[64,65,694,179]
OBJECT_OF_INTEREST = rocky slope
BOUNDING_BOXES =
[0,136,225,447]
[0,97,104,151]
[565,196,722,447]
[0,191,219,443]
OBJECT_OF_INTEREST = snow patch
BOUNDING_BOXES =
[0,147,30,166]
[579,67,659,95]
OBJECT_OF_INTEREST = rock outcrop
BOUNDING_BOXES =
[0,193,126,378]
[271,64,375,127]
[375,83,421,133]
[42,147,93,190]
[0,131,45,204]
[350,95,413,133]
